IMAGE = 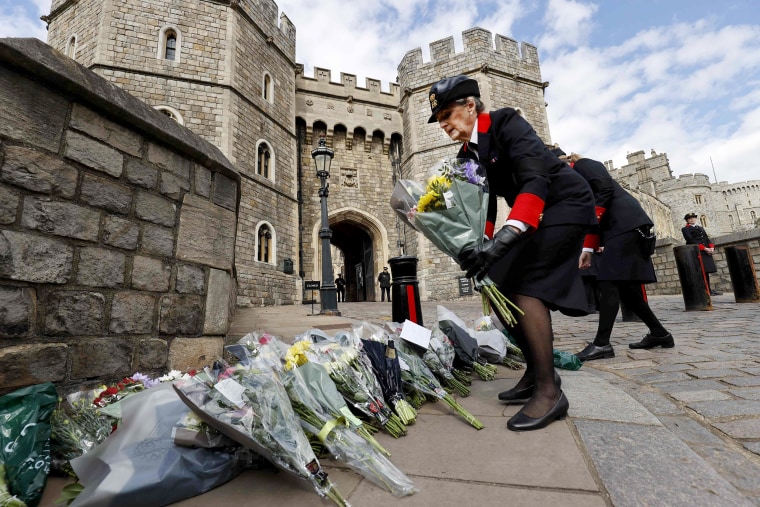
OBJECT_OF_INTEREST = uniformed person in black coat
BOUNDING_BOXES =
[428,75,596,431]
[559,152,674,361]
[682,213,721,295]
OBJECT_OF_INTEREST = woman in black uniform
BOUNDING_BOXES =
[564,153,675,361]
[427,75,596,431]
[682,213,721,295]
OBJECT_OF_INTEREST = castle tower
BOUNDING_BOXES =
[294,68,403,302]
[44,0,302,306]
[396,27,550,300]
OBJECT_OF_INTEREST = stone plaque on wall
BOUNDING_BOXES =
[341,167,358,188]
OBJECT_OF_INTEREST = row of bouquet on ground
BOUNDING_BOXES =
[0,306,522,507]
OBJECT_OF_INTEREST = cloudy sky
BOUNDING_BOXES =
[4,0,759,184]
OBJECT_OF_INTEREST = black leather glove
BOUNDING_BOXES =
[458,226,521,280]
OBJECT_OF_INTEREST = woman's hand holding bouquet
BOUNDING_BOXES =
[390,158,523,326]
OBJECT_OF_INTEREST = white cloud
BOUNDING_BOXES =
[0,0,48,40]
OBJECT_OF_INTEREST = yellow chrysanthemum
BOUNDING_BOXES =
[417,191,440,212]
[425,175,450,194]
[284,341,311,370]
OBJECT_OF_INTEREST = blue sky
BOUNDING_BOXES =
[3,0,760,184]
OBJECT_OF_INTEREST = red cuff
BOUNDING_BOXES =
[708,244,714,248]
[507,193,545,230]
[699,244,706,251]
[595,206,606,222]
[584,234,600,250]
[485,221,495,239]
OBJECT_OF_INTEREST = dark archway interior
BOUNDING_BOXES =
[331,221,375,302]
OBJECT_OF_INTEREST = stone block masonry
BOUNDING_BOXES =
[0,38,241,395]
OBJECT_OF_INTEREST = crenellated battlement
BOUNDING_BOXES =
[656,173,713,192]
[398,27,541,91]
[234,0,296,57]
[296,66,401,106]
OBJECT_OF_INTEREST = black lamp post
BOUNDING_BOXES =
[312,135,340,316]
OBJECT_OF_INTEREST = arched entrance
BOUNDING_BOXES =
[311,208,389,302]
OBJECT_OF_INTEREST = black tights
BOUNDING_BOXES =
[593,281,668,347]
[493,294,559,418]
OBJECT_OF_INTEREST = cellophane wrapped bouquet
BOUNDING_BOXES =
[390,158,523,327]
[172,336,349,507]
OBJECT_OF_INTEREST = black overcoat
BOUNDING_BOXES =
[457,109,596,315]
[682,224,717,273]
[571,157,656,283]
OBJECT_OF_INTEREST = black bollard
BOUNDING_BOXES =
[673,245,712,311]
[724,246,760,303]
[389,256,423,325]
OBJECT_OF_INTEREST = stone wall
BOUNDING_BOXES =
[0,38,240,395]
[44,0,302,308]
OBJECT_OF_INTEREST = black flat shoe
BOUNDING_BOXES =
[497,384,534,403]
[629,332,675,349]
[710,290,722,296]
[575,342,615,361]
[507,391,569,431]
[498,370,562,403]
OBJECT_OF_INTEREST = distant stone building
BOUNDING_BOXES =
[607,150,760,239]
[41,0,758,305]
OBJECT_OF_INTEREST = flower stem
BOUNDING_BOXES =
[441,394,484,430]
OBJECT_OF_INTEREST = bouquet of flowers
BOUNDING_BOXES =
[49,397,113,478]
[394,344,484,430]
[173,359,348,506]
[421,329,470,397]
[438,307,498,381]
[302,340,407,438]
[390,158,523,326]
[350,322,417,425]
[281,361,417,497]
[360,339,417,425]
[0,464,24,507]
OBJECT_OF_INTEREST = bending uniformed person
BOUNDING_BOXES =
[682,213,721,296]
[428,75,596,431]
[564,152,675,361]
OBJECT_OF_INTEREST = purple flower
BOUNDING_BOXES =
[131,372,160,388]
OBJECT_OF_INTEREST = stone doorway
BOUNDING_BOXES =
[313,208,389,302]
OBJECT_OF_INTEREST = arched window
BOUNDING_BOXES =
[262,73,274,103]
[158,26,182,62]
[257,223,274,263]
[256,141,274,180]
[165,31,177,60]
[751,211,756,221]
[65,35,77,59]
[154,105,184,125]
[699,215,708,227]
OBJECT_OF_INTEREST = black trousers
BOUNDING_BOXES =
[380,287,391,301]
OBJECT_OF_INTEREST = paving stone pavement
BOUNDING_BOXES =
[39,294,760,506]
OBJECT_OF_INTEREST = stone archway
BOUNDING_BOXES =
[310,207,389,302]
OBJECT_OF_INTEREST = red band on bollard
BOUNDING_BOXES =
[406,285,417,323]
